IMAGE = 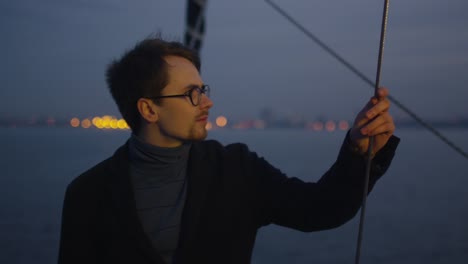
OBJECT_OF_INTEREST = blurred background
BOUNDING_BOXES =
[1,0,468,123]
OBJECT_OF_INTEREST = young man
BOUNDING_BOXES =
[58,37,399,264]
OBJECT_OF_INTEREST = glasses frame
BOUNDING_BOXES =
[147,85,210,106]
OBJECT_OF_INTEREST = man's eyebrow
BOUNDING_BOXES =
[184,84,204,90]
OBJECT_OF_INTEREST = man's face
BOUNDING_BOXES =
[153,55,213,147]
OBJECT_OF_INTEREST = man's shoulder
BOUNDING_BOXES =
[67,144,127,194]
[193,140,258,166]
[73,157,112,183]
[65,157,111,198]
[195,139,250,155]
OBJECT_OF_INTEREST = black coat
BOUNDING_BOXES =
[58,135,399,264]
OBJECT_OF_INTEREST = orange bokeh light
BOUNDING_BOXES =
[339,120,350,131]
[205,121,213,130]
[70,118,80,128]
[325,120,336,132]
[312,121,324,131]
[81,118,92,129]
[216,116,228,127]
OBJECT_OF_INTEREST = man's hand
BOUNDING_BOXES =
[349,87,395,156]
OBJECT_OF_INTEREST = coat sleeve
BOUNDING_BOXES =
[249,133,400,232]
[58,176,101,264]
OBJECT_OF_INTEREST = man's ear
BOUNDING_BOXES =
[137,98,159,123]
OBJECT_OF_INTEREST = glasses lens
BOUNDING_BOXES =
[188,87,199,106]
[189,85,209,106]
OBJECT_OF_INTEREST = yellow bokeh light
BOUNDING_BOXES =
[101,116,112,129]
[81,118,92,129]
[70,118,80,128]
[215,116,228,127]
[117,119,127,129]
[92,117,103,128]
[110,119,118,129]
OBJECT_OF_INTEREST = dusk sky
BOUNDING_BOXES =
[1,0,467,122]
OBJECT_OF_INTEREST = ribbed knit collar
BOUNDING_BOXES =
[128,134,191,167]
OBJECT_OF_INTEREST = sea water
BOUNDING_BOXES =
[1,127,467,263]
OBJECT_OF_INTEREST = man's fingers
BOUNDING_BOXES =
[360,113,394,136]
[365,98,391,119]
[368,122,395,136]
[353,87,392,130]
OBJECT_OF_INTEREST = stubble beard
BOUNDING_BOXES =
[186,123,208,142]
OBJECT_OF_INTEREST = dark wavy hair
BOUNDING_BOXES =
[106,35,200,134]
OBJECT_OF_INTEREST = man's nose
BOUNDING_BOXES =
[200,94,213,109]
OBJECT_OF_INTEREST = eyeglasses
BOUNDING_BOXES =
[148,85,210,106]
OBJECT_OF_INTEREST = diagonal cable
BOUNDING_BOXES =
[264,0,468,160]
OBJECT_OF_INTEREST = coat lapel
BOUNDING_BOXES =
[176,141,213,257]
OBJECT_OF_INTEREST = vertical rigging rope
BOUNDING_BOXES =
[355,1,390,264]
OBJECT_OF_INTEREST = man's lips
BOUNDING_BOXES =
[196,115,209,122]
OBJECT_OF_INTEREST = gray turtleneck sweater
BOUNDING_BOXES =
[128,135,191,264]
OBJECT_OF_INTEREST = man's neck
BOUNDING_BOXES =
[136,126,184,148]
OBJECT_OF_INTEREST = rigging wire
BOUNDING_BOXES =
[355,1,390,263]
[263,0,468,160]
